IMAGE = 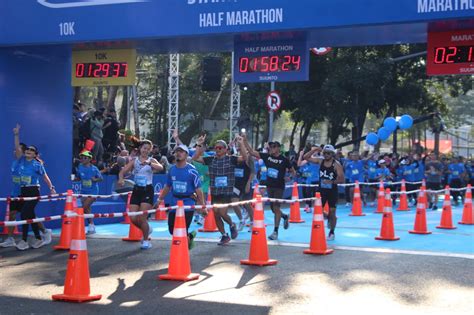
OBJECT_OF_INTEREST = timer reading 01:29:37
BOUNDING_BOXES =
[238,55,301,73]
[75,62,129,78]
[432,45,474,64]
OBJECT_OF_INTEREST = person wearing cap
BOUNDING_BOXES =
[118,140,163,250]
[193,134,248,245]
[304,144,344,241]
[343,151,366,207]
[74,151,103,234]
[11,124,56,251]
[243,137,295,241]
[375,159,392,183]
[156,144,207,250]
[447,156,467,206]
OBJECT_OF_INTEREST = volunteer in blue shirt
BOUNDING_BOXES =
[74,151,103,234]
[297,148,321,213]
[448,157,467,205]
[344,152,365,206]
[157,144,207,250]
[375,159,393,183]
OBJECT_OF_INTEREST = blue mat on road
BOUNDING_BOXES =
[54,201,474,256]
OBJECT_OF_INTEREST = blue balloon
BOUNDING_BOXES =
[366,132,379,146]
[398,114,413,130]
[383,117,397,132]
[377,127,391,141]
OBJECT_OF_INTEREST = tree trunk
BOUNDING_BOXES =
[119,86,128,129]
[96,86,104,109]
[106,86,119,112]
[289,120,298,147]
[255,112,260,149]
[300,120,314,151]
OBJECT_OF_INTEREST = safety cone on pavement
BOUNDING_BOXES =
[397,179,410,211]
[304,192,334,255]
[241,195,278,266]
[159,200,199,281]
[289,182,304,223]
[437,186,456,229]
[52,208,102,303]
[153,193,167,221]
[375,189,400,241]
[409,193,431,234]
[375,181,385,213]
[459,184,473,225]
[198,189,218,232]
[1,197,21,235]
[350,181,365,216]
[54,190,76,250]
[122,219,143,242]
[121,192,132,224]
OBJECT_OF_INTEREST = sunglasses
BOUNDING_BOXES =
[323,151,332,155]
[80,155,91,159]
[26,147,37,153]
[270,145,279,148]
[215,146,225,150]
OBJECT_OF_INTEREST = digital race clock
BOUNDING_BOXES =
[72,49,136,86]
[427,30,474,76]
[233,38,309,83]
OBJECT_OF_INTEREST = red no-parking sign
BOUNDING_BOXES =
[266,91,281,112]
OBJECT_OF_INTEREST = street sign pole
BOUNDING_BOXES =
[269,81,275,141]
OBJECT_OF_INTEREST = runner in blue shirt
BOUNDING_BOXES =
[447,157,467,205]
[344,152,365,206]
[297,148,321,213]
[157,144,207,250]
[74,151,103,234]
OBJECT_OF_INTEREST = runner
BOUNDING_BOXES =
[118,140,163,249]
[424,152,443,210]
[297,148,320,213]
[74,151,103,234]
[232,148,255,231]
[193,135,248,245]
[156,144,207,250]
[304,144,344,241]
[447,156,467,206]
[243,137,295,241]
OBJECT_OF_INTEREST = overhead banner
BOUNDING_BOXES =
[1,0,473,46]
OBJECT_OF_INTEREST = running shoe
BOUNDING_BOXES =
[0,237,16,248]
[42,229,53,245]
[345,202,352,207]
[217,234,230,245]
[31,238,45,249]
[304,205,311,213]
[268,231,278,240]
[283,214,289,229]
[15,240,29,251]
[188,230,197,250]
[238,221,245,232]
[247,222,253,232]
[140,240,152,250]
[86,225,96,235]
[432,205,438,211]
[230,223,238,239]
[327,233,335,241]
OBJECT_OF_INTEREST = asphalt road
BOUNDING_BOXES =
[0,238,473,315]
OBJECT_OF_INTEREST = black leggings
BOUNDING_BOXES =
[302,183,318,206]
[20,186,41,241]
[168,210,194,236]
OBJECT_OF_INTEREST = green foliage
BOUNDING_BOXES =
[209,128,230,147]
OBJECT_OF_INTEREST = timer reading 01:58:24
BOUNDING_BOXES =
[238,55,301,73]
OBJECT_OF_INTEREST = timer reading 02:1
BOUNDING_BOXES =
[239,55,301,73]
[433,45,474,64]
[75,62,129,78]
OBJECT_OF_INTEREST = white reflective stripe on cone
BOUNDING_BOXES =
[313,214,324,222]
[173,228,187,237]
[354,193,360,198]
[70,239,87,251]
[64,211,75,216]
[66,196,72,203]
[253,220,265,228]
[443,200,450,206]
[384,207,391,213]
[176,206,184,217]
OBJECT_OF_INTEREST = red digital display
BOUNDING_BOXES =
[427,30,474,76]
[75,62,128,78]
[239,55,301,73]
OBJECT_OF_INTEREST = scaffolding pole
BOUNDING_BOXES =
[167,54,179,150]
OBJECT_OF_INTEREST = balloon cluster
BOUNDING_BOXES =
[366,114,413,146]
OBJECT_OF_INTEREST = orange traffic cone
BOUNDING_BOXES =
[350,181,365,216]
[54,190,75,250]
[397,179,409,211]
[199,190,218,232]
[437,186,456,229]
[121,192,132,224]
[1,198,21,235]
[52,207,102,303]
[375,181,385,213]
[122,219,143,242]
[159,200,199,281]
[153,193,167,221]
[289,182,304,223]
[459,184,473,225]
[409,193,431,234]
[304,192,334,255]
[375,189,400,241]
[241,195,278,266]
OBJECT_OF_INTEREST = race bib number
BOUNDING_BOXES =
[215,176,228,188]
[453,171,459,176]
[303,172,312,178]
[352,169,359,175]
[267,168,279,179]
[82,179,92,188]
[321,181,332,189]
[21,176,32,185]
[234,168,244,178]
[12,176,21,184]
[173,181,187,193]
[369,167,376,173]
[135,175,147,187]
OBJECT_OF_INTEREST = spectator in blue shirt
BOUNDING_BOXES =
[447,156,467,205]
